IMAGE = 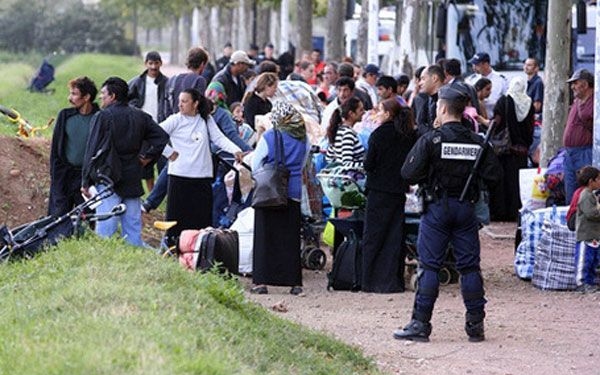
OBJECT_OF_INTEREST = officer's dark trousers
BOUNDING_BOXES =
[361,189,406,293]
[412,198,486,323]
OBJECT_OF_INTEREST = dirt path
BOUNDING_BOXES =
[245,222,600,375]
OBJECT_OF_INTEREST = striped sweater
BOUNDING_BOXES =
[326,125,365,168]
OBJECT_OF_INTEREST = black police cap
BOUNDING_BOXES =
[438,84,470,102]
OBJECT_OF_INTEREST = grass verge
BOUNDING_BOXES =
[0,53,142,137]
[0,236,381,375]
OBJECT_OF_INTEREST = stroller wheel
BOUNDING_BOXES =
[410,273,418,291]
[439,267,452,285]
[303,247,326,270]
[301,246,315,269]
[300,246,311,262]
[450,269,460,284]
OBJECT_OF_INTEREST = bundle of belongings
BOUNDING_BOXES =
[515,201,577,290]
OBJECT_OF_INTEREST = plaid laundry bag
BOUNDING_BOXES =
[515,205,569,279]
[532,220,577,290]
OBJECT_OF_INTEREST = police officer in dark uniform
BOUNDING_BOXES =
[393,83,501,342]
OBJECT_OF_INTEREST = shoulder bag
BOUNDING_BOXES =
[489,98,512,156]
[251,129,290,209]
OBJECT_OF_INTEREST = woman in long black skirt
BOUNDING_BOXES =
[159,88,243,242]
[362,98,417,293]
[250,101,311,295]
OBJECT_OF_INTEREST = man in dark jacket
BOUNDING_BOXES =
[211,50,255,106]
[49,76,99,217]
[128,51,168,123]
[128,51,169,192]
[82,77,168,247]
[416,64,445,136]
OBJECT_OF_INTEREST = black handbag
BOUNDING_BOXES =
[489,100,512,156]
[251,129,290,209]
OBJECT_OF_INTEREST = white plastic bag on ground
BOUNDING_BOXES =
[230,207,254,275]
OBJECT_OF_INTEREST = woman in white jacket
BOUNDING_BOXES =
[160,88,243,242]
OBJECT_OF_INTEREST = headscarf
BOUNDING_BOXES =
[270,100,306,140]
[205,81,228,110]
[506,76,532,122]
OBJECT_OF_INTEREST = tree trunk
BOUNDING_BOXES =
[356,0,369,66]
[131,2,138,55]
[540,0,571,167]
[280,0,290,54]
[236,0,251,52]
[595,6,600,166]
[182,12,192,51]
[195,7,209,48]
[269,6,280,53]
[297,0,313,59]
[256,4,271,48]
[326,0,345,62]
[191,8,200,47]
[397,0,419,77]
[170,15,179,65]
[222,7,233,49]
[367,0,379,65]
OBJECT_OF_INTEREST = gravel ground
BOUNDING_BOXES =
[245,222,600,375]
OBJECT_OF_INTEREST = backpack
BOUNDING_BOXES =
[164,73,206,117]
[327,229,362,291]
[566,186,585,231]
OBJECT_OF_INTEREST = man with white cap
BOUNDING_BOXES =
[465,52,507,116]
[211,50,256,106]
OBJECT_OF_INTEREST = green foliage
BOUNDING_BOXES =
[0,53,141,137]
[0,236,381,374]
[0,1,136,55]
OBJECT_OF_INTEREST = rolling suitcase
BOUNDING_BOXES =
[198,228,239,274]
[179,228,239,274]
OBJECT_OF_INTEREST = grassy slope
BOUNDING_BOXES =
[0,53,141,137]
[0,53,381,374]
[0,236,379,375]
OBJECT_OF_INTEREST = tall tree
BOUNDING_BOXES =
[297,0,313,59]
[356,0,369,66]
[326,0,345,61]
[280,0,290,54]
[397,0,419,77]
[540,0,571,166]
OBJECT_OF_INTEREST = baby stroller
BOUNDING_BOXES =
[300,214,326,270]
[213,152,254,229]
[404,212,459,290]
[28,59,55,94]
[317,164,367,255]
[0,177,125,263]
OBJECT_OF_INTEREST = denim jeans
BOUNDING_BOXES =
[95,184,144,247]
[145,166,168,209]
[564,146,592,204]
[528,126,541,167]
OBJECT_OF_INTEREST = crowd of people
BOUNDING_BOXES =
[48,40,596,343]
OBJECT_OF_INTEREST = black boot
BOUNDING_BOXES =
[393,319,432,342]
[465,311,485,342]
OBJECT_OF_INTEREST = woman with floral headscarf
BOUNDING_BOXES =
[250,101,311,295]
[489,76,534,222]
